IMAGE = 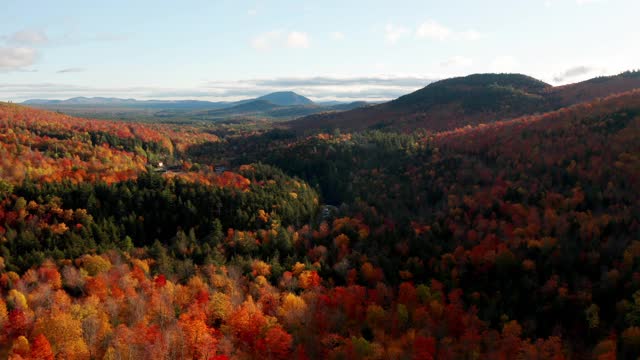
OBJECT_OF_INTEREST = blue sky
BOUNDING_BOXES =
[1,0,638,102]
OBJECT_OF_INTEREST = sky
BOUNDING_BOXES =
[1,0,639,102]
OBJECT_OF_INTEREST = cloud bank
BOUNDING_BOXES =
[0,47,37,70]
[1,75,436,102]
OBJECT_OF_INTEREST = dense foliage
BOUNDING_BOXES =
[2,164,317,273]
[0,86,639,358]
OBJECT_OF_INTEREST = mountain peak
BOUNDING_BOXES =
[257,92,314,106]
[391,73,551,110]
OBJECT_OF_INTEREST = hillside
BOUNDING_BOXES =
[205,99,281,115]
[287,71,640,132]
[185,89,640,357]
[0,102,318,268]
[0,102,224,183]
[550,70,640,104]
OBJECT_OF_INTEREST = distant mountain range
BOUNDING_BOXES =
[23,97,238,111]
[188,99,372,121]
[28,71,640,127]
[287,71,640,132]
[22,91,374,121]
[23,92,315,108]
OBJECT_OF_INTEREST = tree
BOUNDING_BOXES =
[29,334,55,360]
[34,311,90,360]
[257,326,293,360]
[227,298,266,350]
[178,311,218,359]
[0,179,13,200]
[10,335,30,358]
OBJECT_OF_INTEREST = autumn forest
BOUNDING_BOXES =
[0,70,639,360]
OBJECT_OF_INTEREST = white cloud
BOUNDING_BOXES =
[251,30,282,51]
[385,24,409,44]
[6,31,130,47]
[251,31,310,51]
[287,31,310,48]
[545,0,605,6]
[416,21,451,41]
[415,21,483,41]
[491,55,519,72]
[0,47,37,70]
[247,8,258,16]
[8,29,48,45]
[331,31,345,40]
[201,75,436,101]
[441,56,473,67]
[460,29,482,41]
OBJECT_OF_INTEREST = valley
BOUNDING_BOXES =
[0,70,639,358]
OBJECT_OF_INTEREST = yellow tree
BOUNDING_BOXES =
[34,310,90,360]
[278,293,307,329]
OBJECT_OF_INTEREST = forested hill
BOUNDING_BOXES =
[253,90,640,357]
[0,103,319,272]
[287,71,640,133]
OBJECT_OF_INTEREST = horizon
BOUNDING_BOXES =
[19,90,360,104]
[2,0,639,102]
[13,70,640,104]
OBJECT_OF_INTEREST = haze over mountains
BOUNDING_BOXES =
[23,91,315,107]
[22,91,374,121]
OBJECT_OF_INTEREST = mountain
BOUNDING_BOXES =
[287,71,640,132]
[317,100,344,106]
[23,97,138,105]
[389,73,551,112]
[328,101,371,111]
[191,99,373,122]
[23,97,236,108]
[23,91,315,108]
[20,91,322,121]
[256,91,314,106]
